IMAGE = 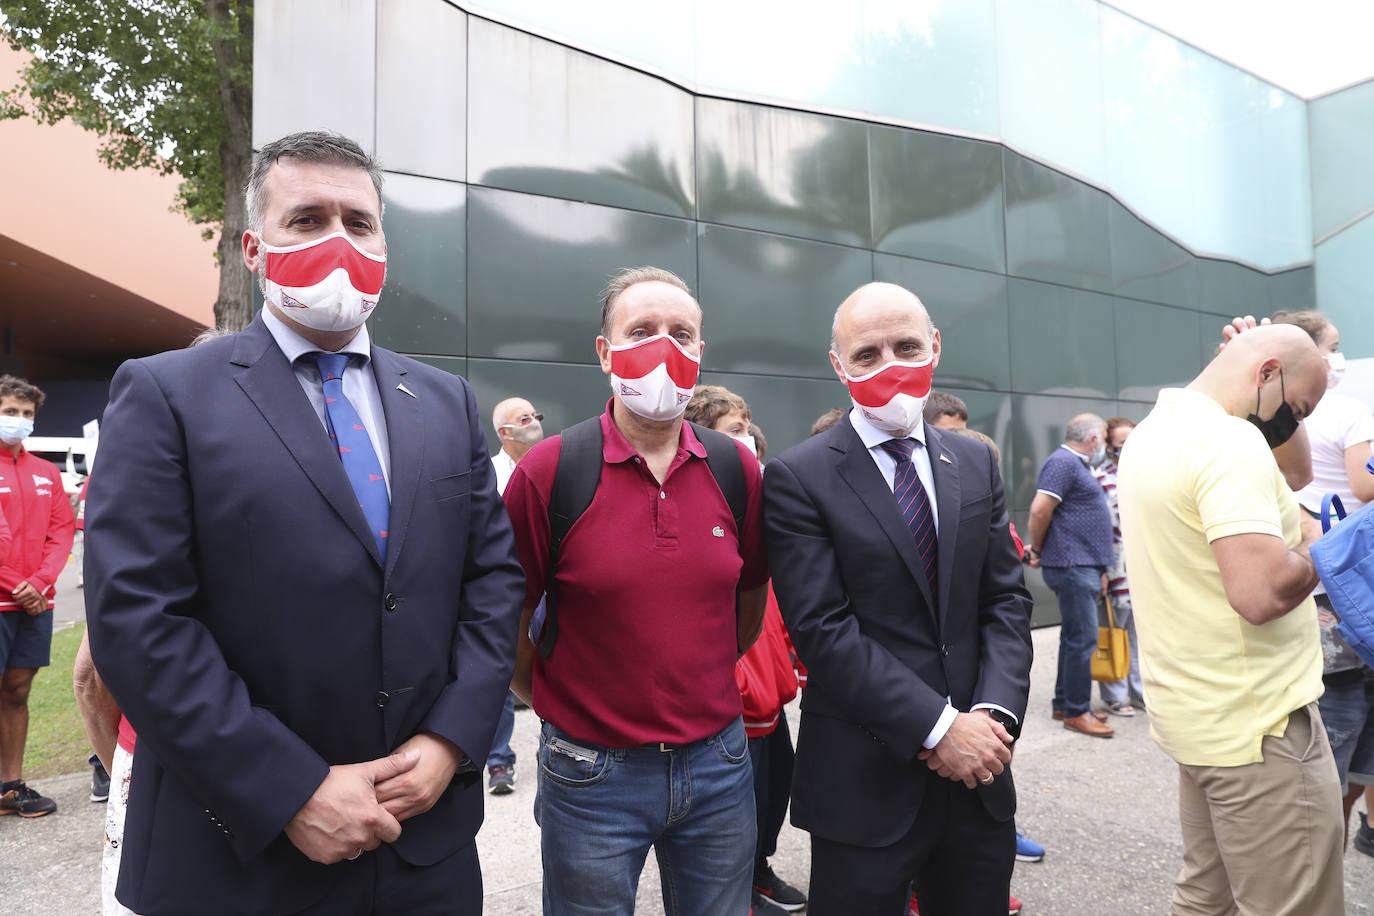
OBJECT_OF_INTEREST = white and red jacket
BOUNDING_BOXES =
[0,447,75,611]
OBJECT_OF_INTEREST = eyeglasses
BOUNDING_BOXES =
[500,413,543,429]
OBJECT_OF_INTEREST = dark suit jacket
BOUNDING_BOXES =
[84,316,525,915]
[763,416,1033,848]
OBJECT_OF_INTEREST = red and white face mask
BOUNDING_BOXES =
[608,334,701,422]
[259,232,387,332]
[842,357,934,435]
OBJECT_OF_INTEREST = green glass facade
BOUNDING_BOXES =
[256,0,1334,624]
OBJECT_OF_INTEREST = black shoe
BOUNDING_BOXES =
[90,758,110,803]
[753,860,806,912]
[751,889,791,915]
[0,782,57,817]
[1356,812,1374,858]
[488,764,515,795]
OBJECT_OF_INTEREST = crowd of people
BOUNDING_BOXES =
[0,128,1362,916]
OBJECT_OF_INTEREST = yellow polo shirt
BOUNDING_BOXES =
[1117,388,1321,767]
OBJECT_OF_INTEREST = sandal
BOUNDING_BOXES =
[1105,701,1137,717]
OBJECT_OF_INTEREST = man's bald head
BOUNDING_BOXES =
[492,397,535,432]
[829,282,940,382]
[1200,323,1328,422]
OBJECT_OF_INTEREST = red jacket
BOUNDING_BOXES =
[737,588,802,737]
[0,448,75,611]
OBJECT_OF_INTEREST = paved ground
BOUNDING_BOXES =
[7,559,1374,913]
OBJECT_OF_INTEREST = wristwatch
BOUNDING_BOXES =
[1027,546,1041,557]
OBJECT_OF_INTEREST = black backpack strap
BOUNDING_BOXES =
[540,417,604,659]
[688,422,747,538]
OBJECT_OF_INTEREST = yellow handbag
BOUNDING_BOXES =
[1091,594,1130,682]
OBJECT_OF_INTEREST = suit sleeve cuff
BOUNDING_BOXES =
[922,704,959,749]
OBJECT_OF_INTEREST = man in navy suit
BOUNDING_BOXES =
[84,131,525,916]
[763,282,1033,915]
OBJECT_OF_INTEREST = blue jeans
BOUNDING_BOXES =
[535,717,755,916]
[1043,564,1103,718]
[486,692,517,769]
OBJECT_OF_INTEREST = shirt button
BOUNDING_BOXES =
[376,691,390,708]
[660,491,666,499]
[940,644,950,657]
[633,457,641,464]
[384,594,398,612]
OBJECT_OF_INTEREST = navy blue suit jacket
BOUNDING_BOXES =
[763,417,1033,848]
[84,316,525,915]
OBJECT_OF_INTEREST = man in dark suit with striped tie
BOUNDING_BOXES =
[762,282,1033,916]
[84,131,524,915]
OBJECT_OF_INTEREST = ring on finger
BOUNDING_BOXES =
[979,773,994,784]
[347,849,363,861]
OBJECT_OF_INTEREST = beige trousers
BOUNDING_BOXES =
[1173,702,1344,916]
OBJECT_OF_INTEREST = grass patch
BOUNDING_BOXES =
[22,621,89,781]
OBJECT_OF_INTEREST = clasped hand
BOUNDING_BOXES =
[916,710,1013,789]
[284,732,464,864]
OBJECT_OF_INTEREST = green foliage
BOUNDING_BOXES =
[0,0,252,232]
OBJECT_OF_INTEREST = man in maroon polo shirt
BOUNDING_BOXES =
[504,265,769,916]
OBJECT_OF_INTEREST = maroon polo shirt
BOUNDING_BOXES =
[503,402,768,747]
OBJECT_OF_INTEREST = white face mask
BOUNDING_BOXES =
[730,433,757,457]
[841,357,935,436]
[607,334,701,422]
[0,417,33,445]
[1325,351,1346,389]
[258,231,387,332]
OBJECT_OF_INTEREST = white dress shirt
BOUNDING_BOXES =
[491,448,518,497]
[262,307,392,494]
[848,407,1017,750]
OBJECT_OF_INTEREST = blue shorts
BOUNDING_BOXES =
[0,609,53,672]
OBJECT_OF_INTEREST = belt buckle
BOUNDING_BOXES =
[658,742,674,752]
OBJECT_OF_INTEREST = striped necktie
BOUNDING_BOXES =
[313,352,390,561]
[880,437,938,601]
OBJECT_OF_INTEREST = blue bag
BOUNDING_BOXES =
[1312,457,1374,669]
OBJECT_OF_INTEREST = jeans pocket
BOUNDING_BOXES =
[539,733,615,788]
[711,719,749,766]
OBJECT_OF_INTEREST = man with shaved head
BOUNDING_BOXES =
[1118,324,1342,914]
[764,282,1033,914]
[1026,412,1116,738]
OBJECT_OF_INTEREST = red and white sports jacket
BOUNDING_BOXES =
[0,448,75,611]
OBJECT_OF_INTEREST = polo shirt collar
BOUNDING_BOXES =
[1058,443,1091,464]
[848,405,928,451]
[262,305,373,367]
[598,399,708,463]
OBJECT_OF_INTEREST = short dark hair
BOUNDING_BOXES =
[683,384,750,431]
[923,390,968,424]
[0,375,45,410]
[245,131,384,231]
[600,266,696,338]
[810,407,846,437]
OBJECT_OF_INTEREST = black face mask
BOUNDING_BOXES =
[1246,368,1301,448]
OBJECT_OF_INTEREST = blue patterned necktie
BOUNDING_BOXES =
[313,352,390,561]
[880,437,938,601]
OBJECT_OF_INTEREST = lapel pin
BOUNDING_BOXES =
[396,383,416,399]
[939,453,952,464]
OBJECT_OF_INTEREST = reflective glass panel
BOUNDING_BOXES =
[467,19,696,218]
[377,0,466,181]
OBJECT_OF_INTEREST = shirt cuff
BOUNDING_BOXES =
[971,702,1018,724]
[922,704,959,749]
[1035,488,1062,500]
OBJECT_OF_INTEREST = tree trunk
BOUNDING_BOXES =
[206,0,254,331]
